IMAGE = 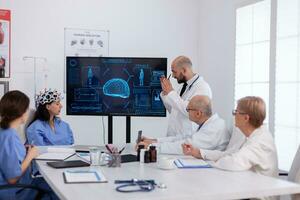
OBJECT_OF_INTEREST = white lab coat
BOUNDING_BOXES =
[156,114,230,155]
[208,126,278,178]
[159,74,212,142]
[201,127,246,161]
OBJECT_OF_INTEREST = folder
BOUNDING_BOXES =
[174,158,211,168]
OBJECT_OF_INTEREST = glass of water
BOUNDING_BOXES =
[89,147,101,166]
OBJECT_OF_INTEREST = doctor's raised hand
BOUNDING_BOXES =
[160,76,173,95]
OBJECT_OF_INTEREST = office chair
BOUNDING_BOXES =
[0,183,50,200]
[15,108,43,179]
[279,145,300,200]
[286,145,300,200]
[16,108,35,143]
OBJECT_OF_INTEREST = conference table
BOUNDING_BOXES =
[36,148,300,200]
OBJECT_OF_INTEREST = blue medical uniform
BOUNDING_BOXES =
[0,128,58,200]
[26,118,74,146]
[0,128,37,199]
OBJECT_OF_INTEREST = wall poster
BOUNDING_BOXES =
[64,28,109,57]
[0,9,10,78]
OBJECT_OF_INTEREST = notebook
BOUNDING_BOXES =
[76,153,137,163]
[63,169,107,183]
[174,158,211,168]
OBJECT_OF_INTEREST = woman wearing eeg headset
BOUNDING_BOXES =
[26,89,74,146]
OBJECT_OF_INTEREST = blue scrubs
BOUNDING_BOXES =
[26,118,74,146]
[0,128,58,200]
[0,128,31,199]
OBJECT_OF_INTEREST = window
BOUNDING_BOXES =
[235,0,300,171]
[235,0,271,124]
[275,0,300,171]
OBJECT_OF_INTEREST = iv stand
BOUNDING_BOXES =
[22,56,47,104]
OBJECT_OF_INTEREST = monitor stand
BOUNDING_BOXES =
[108,115,131,144]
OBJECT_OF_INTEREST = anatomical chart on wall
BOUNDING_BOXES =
[64,28,109,57]
[0,9,10,78]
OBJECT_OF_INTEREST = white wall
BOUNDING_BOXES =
[2,0,204,145]
[198,0,236,123]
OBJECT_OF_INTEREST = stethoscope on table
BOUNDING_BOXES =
[115,179,167,193]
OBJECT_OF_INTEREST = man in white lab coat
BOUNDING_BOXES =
[158,56,212,143]
[182,96,278,178]
[139,95,230,154]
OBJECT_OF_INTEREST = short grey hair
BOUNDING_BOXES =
[172,56,192,69]
[189,95,212,117]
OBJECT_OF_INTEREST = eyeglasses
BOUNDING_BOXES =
[232,109,247,115]
[186,108,199,112]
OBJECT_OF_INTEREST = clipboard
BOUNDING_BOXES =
[63,169,107,183]
[174,158,212,168]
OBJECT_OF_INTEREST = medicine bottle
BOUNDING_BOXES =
[144,150,151,163]
[149,146,157,162]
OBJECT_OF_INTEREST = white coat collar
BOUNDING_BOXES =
[186,74,202,86]
[200,113,219,128]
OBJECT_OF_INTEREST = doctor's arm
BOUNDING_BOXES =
[160,92,172,113]
[158,139,186,155]
[165,91,189,116]
[181,128,225,159]
[161,78,189,116]
[1,137,39,184]
[209,145,260,171]
[8,146,39,184]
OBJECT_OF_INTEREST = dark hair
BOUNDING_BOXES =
[0,90,30,129]
[28,104,51,126]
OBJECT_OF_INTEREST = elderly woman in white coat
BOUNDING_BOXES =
[182,96,278,178]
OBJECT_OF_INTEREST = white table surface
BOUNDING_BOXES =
[36,155,300,200]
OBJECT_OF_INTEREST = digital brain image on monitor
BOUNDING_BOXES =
[66,57,167,116]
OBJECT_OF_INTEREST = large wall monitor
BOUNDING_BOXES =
[66,57,167,116]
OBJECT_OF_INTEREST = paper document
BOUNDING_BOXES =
[63,169,107,183]
[174,158,211,168]
[36,152,75,161]
[47,147,75,153]
[36,147,76,161]
[72,145,106,152]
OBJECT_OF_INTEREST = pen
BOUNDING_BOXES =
[167,74,171,80]
[105,144,113,154]
[118,146,125,154]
